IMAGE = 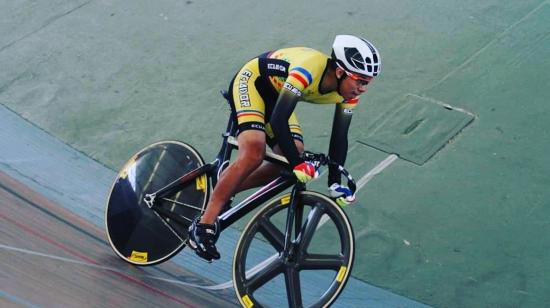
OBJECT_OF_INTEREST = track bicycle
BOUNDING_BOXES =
[105,91,358,307]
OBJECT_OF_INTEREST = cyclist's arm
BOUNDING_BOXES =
[271,87,302,168]
[328,103,353,185]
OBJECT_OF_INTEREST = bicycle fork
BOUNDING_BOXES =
[282,182,305,261]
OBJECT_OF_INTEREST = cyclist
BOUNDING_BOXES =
[188,35,382,261]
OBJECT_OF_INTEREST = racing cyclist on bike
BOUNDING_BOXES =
[188,35,382,261]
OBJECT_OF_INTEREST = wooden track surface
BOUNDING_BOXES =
[0,170,238,307]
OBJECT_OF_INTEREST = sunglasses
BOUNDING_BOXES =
[336,63,371,87]
[344,70,371,86]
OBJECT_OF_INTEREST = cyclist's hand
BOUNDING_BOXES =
[293,161,318,183]
[329,183,356,206]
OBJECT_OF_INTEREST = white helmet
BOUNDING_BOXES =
[332,35,381,77]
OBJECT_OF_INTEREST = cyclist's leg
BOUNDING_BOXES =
[200,58,267,224]
[236,112,304,191]
[188,59,268,260]
[235,140,303,191]
[188,130,265,260]
[201,130,266,224]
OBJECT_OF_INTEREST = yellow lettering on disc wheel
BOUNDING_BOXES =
[336,266,348,282]
[196,175,207,192]
[129,251,148,263]
[241,295,254,308]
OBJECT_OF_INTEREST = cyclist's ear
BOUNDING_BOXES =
[335,67,346,79]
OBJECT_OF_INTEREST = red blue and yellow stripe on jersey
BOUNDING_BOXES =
[287,67,313,89]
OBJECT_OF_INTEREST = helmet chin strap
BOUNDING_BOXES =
[336,72,347,96]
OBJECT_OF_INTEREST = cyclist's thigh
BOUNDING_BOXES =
[236,130,267,159]
[231,58,267,133]
[268,112,304,154]
[271,137,304,156]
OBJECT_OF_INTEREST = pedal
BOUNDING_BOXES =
[186,238,214,263]
[195,252,213,263]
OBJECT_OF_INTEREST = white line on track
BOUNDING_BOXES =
[0,243,230,290]
[318,154,399,227]
[356,154,399,191]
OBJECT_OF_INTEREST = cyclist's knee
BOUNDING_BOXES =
[236,130,266,169]
[238,145,265,169]
[294,139,305,154]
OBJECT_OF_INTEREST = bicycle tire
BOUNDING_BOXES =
[233,191,354,308]
[105,140,210,265]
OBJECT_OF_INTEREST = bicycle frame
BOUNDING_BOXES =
[145,91,300,235]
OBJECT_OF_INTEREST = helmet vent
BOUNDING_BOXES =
[344,47,365,70]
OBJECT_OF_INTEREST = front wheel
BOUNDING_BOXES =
[233,191,355,308]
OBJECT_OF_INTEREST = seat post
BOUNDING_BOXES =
[213,90,238,184]
[220,90,237,137]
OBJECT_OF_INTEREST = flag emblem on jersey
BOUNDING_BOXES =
[288,67,313,89]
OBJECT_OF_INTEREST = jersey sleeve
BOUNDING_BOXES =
[284,54,323,95]
[285,66,313,93]
[328,103,353,185]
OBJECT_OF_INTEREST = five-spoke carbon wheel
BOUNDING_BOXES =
[233,191,354,308]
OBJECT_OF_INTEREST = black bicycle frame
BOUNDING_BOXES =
[148,91,298,233]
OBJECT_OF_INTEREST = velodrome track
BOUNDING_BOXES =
[1,170,238,307]
[0,105,428,307]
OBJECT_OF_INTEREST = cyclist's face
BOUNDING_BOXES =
[336,68,373,100]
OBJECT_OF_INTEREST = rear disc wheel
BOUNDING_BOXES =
[105,141,210,265]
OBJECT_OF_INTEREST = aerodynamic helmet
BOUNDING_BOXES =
[331,35,381,78]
